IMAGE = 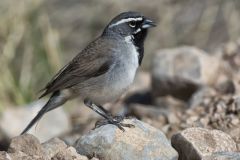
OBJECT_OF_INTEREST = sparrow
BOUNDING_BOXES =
[21,11,156,134]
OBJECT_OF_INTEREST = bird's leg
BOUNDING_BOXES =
[83,99,125,131]
[83,99,134,131]
[83,99,111,120]
[96,104,111,116]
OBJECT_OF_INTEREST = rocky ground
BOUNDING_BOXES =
[0,40,240,159]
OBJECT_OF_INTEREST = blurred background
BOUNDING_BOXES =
[0,0,240,151]
[1,0,240,107]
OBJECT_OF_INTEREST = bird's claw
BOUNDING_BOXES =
[95,115,135,132]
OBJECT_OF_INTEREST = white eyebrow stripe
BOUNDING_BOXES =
[109,17,143,28]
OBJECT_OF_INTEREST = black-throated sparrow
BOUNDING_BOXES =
[21,11,156,134]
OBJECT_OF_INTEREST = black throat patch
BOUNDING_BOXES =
[132,29,148,65]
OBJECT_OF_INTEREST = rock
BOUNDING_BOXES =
[8,151,33,160]
[75,118,178,160]
[52,146,88,160]
[152,46,221,101]
[8,134,44,156]
[184,94,240,149]
[215,79,235,94]
[129,104,167,120]
[42,137,89,160]
[0,151,11,160]
[203,152,240,160]
[171,127,237,160]
[0,100,71,142]
[189,87,216,108]
[8,134,47,159]
[42,138,89,160]
[222,39,240,72]
[4,134,89,160]
[42,137,67,159]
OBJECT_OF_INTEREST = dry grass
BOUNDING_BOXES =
[0,0,62,109]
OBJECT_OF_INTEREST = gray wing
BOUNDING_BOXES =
[39,38,115,98]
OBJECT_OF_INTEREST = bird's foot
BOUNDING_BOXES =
[83,99,134,131]
[95,115,135,132]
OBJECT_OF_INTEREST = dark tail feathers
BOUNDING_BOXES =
[21,91,66,135]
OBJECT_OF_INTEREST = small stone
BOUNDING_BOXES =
[171,127,237,160]
[216,79,235,94]
[42,137,67,159]
[231,117,239,126]
[167,113,180,124]
[0,151,11,160]
[199,117,210,128]
[52,146,88,160]
[75,118,178,160]
[223,41,238,56]
[186,116,199,125]
[189,87,216,108]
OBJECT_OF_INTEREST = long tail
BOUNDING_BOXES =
[21,91,67,135]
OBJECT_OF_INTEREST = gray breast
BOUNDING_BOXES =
[102,42,139,101]
[108,42,139,89]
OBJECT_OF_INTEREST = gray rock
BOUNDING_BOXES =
[151,46,220,100]
[75,118,178,160]
[171,127,237,160]
[0,100,71,142]
[203,152,240,160]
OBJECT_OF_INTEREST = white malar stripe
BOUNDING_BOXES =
[125,35,134,43]
[133,28,141,34]
[109,17,143,28]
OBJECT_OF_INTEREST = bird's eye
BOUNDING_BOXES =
[129,21,136,28]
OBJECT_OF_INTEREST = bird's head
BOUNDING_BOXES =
[103,11,156,42]
[103,11,156,65]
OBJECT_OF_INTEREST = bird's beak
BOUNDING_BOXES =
[141,18,156,29]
